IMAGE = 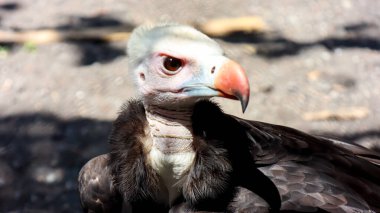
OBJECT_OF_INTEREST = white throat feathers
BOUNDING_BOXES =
[145,104,196,205]
[145,104,194,153]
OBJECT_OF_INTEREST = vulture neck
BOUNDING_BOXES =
[144,103,195,154]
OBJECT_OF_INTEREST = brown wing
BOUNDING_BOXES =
[169,187,270,213]
[234,117,380,212]
[78,154,130,212]
[228,187,271,213]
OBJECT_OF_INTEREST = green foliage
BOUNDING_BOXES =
[23,41,37,52]
[0,45,9,57]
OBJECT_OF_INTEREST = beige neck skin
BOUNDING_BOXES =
[145,104,195,154]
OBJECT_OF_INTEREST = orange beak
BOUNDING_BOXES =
[214,60,250,112]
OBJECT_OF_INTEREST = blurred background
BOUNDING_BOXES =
[0,0,379,212]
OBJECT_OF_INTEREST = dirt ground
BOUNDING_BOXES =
[0,0,379,212]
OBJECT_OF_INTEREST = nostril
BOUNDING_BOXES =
[140,73,145,81]
[211,66,215,74]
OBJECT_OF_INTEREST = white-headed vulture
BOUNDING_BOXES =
[78,23,380,213]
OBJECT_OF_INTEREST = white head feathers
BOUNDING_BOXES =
[127,23,221,74]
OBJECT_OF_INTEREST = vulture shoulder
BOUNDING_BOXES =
[78,154,129,212]
[192,100,380,212]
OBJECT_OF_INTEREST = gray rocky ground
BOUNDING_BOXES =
[0,0,379,212]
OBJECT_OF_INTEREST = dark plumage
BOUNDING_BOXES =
[194,100,380,212]
[79,100,380,212]
[78,154,126,212]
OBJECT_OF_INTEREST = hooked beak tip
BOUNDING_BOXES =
[214,59,251,113]
[241,96,249,113]
[235,91,250,113]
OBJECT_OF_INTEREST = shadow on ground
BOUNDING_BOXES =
[0,2,21,32]
[216,21,380,58]
[0,2,20,11]
[0,113,111,212]
[55,15,134,65]
[0,14,133,66]
[1,112,379,211]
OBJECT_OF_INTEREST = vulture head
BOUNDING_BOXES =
[127,23,250,112]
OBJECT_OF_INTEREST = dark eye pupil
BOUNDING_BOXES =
[163,57,182,72]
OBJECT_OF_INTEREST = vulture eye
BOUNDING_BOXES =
[163,56,183,74]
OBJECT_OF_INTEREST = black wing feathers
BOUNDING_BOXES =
[234,113,380,212]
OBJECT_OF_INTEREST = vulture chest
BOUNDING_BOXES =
[146,110,195,205]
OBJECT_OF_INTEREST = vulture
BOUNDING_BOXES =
[78,23,380,213]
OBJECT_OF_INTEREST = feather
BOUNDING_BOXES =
[78,154,128,212]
